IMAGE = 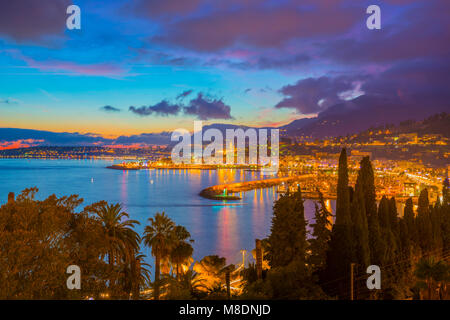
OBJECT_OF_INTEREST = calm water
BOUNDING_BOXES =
[0,159,335,266]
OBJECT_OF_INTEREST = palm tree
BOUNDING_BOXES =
[143,212,175,300]
[415,257,449,299]
[180,270,208,297]
[94,203,140,294]
[170,225,194,278]
[122,253,152,300]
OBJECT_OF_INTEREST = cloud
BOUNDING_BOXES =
[276,54,450,116]
[227,53,311,70]
[318,1,450,65]
[0,0,71,41]
[131,0,202,19]
[130,0,449,77]
[128,92,233,120]
[184,93,233,120]
[361,57,450,107]
[0,98,19,105]
[3,49,127,77]
[176,90,193,99]
[129,101,181,116]
[275,76,364,114]
[0,139,45,150]
[153,3,360,52]
[100,105,121,112]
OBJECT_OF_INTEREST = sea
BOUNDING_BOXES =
[0,159,336,266]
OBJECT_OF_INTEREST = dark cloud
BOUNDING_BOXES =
[0,0,71,41]
[275,76,363,114]
[176,90,193,99]
[276,54,450,116]
[129,101,181,116]
[320,1,450,65]
[361,57,450,108]
[153,4,360,52]
[128,91,233,120]
[100,105,121,112]
[184,93,233,120]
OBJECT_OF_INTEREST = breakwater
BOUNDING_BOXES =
[199,174,314,200]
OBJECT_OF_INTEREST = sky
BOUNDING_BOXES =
[0,0,449,142]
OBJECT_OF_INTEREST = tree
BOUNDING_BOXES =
[378,197,398,265]
[335,148,351,226]
[441,179,450,255]
[415,257,450,300]
[357,156,377,219]
[93,203,140,297]
[403,198,416,244]
[170,225,194,278]
[143,212,176,300]
[416,189,433,253]
[0,188,124,299]
[443,178,450,207]
[193,255,227,293]
[351,184,370,272]
[388,197,399,237]
[166,270,207,299]
[323,149,354,299]
[121,253,152,300]
[268,188,307,268]
[430,202,443,257]
[0,188,80,299]
[308,190,332,271]
[351,157,384,273]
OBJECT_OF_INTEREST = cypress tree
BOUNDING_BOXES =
[403,198,416,245]
[397,216,416,298]
[368,207,384,266]
[377,196,400,298]
[378,196,398,264]
[430,201,443,257]
[441,179,450,254]
[335,149,351,226]
[388,197,399,237]
[378,196,390,229]
[268,188,307,268]
[443,178,450,207]
[323,148,354,299]
[350,183,371,299]
[358,157,377,219]
[416,189,433,254]
[353,171,371,269]
[355,157,384,267]
[309,191,332,271]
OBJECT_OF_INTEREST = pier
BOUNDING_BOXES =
[199,174,315,200]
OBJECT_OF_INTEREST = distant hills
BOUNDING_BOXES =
[364,112,450,138]
[1,94,448,149]
[280,95,450,138]
[0,128,172,149]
